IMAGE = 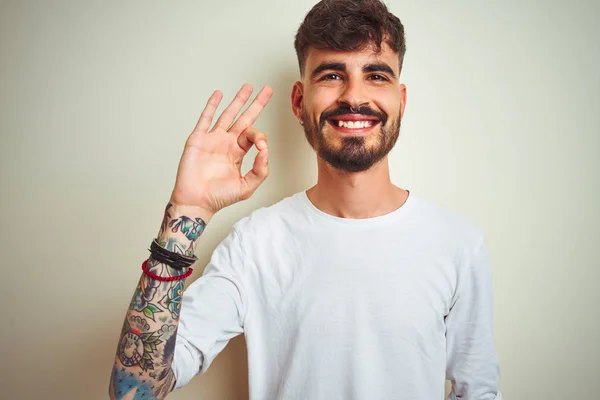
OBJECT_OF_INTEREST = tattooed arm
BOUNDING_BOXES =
[109,204,211,400]
[109,84,272,399]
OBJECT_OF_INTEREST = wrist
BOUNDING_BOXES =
[166,203,214,224]
[157,202,211,256]
[167,193,215,221]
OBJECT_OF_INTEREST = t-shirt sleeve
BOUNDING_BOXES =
[172,228,247,389]
[445,237,502,399]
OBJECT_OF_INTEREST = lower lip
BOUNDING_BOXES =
[327,120,380,134]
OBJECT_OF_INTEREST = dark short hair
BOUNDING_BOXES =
[294,0,406,76]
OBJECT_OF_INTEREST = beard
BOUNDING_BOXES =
[302,105,401,173]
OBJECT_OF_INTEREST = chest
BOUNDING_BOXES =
[249,235,458,340]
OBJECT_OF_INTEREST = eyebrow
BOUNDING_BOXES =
[310,62,346,79]
[310,62,397,80]
[363,63,397,80]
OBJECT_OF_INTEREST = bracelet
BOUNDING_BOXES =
[149,239,197,270]
[141,259,193,282]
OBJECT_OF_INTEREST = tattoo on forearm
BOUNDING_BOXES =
[111,205,205,398]
[111,364,155,399]
[130,259,185,321]
[168,215,205,242]
[113,311,179,398]
[117,317,177,373]
[159,279,184,320]
[113,263,188,398]
[118,321,164,371]
[158,203,206,256]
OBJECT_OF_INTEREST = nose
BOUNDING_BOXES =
[337,79,369,111]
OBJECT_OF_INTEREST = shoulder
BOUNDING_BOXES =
[408,195,485,253]
[231,192,306,238]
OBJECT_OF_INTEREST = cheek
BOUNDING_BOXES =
[379,102,400,120]
[373,88,402,116]
[306,88,341,116]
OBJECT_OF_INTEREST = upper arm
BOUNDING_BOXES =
[445,238,501,399]
[171,228,247,389]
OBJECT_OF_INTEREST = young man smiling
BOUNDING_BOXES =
[109,0,502,399]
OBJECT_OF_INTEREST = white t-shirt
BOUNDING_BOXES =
[172,191,502,400]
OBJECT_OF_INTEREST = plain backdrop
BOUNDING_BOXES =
[1,0,599,399]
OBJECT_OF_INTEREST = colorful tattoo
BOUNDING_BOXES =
[159,280,184,320]
[168,215,206,242]
[158,202,205,256]
[111,364,154,399]
[113,313,178,398]
[131,259,186,322]
[111,203,206,398]
[118,316,170,371]
[158,237,187,255]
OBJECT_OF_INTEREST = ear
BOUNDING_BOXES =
[291,81,304,121]
[399,83,407,120]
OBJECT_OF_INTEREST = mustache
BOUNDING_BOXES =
[319,105,388,127]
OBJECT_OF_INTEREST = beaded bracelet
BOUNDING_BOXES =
[141,259,193,282]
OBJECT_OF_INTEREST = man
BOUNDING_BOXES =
[109,0,502,399]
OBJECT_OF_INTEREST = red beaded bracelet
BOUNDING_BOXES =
[141,259,193,281]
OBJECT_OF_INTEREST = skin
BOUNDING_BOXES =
[291,43,410,218]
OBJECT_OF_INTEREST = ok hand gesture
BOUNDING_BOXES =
[170,84,273,219]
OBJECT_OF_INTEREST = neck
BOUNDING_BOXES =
[307,156,409,219]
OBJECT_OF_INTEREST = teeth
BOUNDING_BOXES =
[334,120,374,129]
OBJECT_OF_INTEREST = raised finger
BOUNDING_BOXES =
[237,127,267,153]
[229,85,273,134]
[194,90,223,133]
[212,84,254,131]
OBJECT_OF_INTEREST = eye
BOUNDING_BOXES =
[321,73,341,81]
[369,74,388,81]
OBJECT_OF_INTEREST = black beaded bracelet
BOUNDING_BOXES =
[149,239,197,270]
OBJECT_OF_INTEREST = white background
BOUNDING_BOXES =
[1,0,598,399]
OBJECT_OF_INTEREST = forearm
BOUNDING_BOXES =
[109,203,211,400]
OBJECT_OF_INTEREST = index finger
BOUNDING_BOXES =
[229,86,273,134]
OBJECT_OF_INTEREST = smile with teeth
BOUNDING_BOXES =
[333,120,376,129]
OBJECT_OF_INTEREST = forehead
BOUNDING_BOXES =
[305,42,399,74]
